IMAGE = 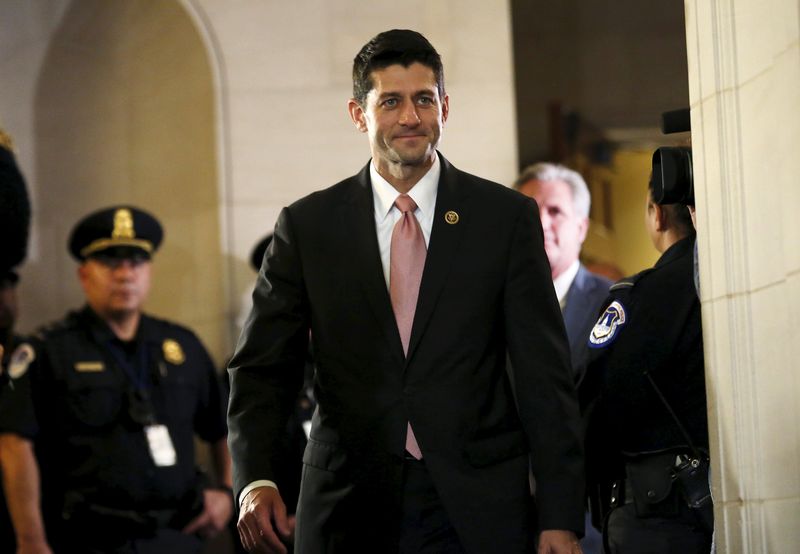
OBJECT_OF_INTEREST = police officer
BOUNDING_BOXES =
[579,183,712,553]
[1,205,233,553]
[0,127,51,553]
[1,275,52,554]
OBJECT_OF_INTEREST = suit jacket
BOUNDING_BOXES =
[562,265,612,384]
[227,154,584,553]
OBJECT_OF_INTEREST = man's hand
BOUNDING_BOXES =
[182,488,234,539]
[538,529,582,554]
[237,486,292,554]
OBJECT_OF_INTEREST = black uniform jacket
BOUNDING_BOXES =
[579,236,708,491]
[0,334,30,552]
[228,154,585,553]
[3,307,226,519]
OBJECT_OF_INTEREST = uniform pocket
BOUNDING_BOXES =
[65,381,122,430]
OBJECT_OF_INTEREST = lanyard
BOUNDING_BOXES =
[106,339,150,391]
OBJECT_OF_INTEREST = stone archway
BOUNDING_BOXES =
[28,0,227,361]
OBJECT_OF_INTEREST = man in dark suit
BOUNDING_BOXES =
[228,30,584,554]
[514,163,612,554]
[514,163,612,385]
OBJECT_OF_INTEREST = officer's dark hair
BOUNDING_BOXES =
[352,29,445,106]
[648,177,694,238]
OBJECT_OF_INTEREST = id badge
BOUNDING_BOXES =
[144,424,177,466]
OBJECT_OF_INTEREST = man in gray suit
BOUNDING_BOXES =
[514,163,612,385]
[515,163,610,554]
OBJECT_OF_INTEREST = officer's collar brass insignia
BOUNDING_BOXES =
[444,211,459,225]
[8,343,35,379]
[112,208,136,239]
[588,300,627,348]
[163,339,185,365]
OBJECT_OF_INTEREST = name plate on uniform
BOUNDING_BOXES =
[145,424,177,467]
[74,361,105,372]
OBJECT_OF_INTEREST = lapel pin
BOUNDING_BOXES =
[444,211,459,225]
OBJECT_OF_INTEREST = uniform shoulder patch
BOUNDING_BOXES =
[588,300,627,348]
[7,343,36,379]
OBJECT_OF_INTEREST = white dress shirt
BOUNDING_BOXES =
[553,259,580,310]
[371,156,439,286]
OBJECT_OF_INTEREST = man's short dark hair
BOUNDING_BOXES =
[352,29,445,106]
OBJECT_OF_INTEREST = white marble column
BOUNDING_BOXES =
[685,0,800,551]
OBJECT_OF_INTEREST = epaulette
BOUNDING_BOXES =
[609,268,652,292]
[34,312,81,339]
[609,280,635,291]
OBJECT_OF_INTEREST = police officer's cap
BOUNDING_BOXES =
[0,127,31,283]
[249,233,273,271]
[68,205,163,261]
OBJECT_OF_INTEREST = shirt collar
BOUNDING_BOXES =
[371,155,440,221]
[81,305,152,345]
[553,259,581,305]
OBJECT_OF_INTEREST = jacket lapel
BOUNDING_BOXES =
[405,155,468,363]
[343,163,406,361]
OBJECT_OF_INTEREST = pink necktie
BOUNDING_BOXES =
[390,194,426,460]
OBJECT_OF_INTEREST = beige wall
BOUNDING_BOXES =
[1,0,225,362]
[686,0,800,551]
[581,149,661,277]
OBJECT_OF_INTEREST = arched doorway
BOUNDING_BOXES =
[27,0,227,362]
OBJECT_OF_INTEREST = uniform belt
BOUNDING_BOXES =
[609,479,634,508]
[75,502,184,530]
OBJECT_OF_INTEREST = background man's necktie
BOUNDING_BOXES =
[390,193,426,460]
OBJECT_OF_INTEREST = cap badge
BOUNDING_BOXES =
[588,300,627,348]
[0,128,14,152]
[112,208,136,239]
[444,211,459,225]
[163,339,185,365]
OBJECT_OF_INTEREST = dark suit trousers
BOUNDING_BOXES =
[399,458,466,554]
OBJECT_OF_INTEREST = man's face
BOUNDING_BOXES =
[517,179,588,279]
[78,255,151,320]
[348,62,449,174]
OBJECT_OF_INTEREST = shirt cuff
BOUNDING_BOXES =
[239,480,278,507]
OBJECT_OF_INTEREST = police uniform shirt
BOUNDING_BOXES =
[0,334,36,552]
[4,306,227,511]
[580,236,708,462]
